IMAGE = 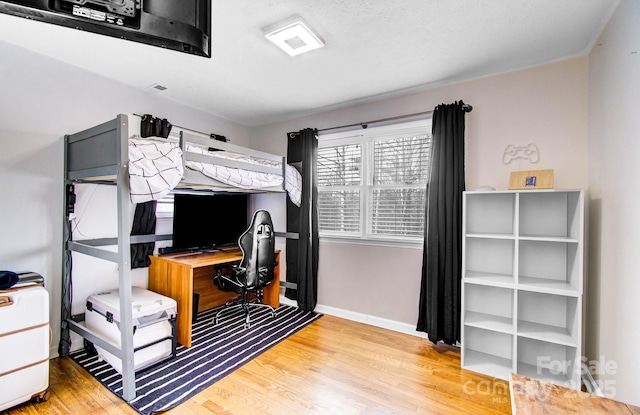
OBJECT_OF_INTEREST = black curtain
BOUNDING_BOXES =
[417,101,467,344]
[130,200,157,268]
[286,128,319,311]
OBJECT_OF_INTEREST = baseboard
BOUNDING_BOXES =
[280,296,429,340]
[278,296,298,307]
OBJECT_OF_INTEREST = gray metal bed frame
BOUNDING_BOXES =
[59,114,291,400]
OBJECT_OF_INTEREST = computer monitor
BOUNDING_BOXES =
[171,193,248,252]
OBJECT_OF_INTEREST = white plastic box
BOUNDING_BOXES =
[0,285,49,412]
[85,286,176,374]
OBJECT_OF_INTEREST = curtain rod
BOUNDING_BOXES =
[132,113,228,141]
[317,102,473,133]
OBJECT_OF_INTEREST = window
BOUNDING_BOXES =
[317,119,432,244]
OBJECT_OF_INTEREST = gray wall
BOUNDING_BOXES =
[587,0,640,406]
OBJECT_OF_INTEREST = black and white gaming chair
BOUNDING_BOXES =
[213,210,277,328]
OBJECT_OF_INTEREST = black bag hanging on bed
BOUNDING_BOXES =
[140,114,172,138]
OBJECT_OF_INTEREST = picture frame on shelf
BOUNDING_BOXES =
[508,169,554,190]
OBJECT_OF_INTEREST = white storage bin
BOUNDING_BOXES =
[85,287,176,374]
[0,285,49,412]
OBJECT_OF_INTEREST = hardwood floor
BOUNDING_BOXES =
[5,315,511,415]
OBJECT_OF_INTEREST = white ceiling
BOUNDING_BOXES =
[0,1,618,126]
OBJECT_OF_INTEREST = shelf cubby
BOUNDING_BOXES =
[462,326,513,380]
[517,291,579,346]
[517,337,579,389]
[464,238,515,286]
[518,240,581,295]
[519,191,582,240]
[465,192,515,236]
[464,284,514,334]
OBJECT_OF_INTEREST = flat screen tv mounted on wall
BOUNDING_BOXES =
[171,193,248,253]
[0,0,211,57]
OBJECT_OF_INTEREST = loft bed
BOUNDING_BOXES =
[65,113,302,204]
[59,113,300,400]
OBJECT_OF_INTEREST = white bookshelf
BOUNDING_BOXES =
[461,190,583,390]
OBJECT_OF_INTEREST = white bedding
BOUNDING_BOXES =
[128,138,184,203]
[185,144,302,206]
[127,138,302,206]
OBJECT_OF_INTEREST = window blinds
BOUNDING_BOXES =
[317,131,431,240]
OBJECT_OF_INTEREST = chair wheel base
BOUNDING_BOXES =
[213,301,276,329]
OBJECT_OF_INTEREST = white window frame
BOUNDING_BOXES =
[317,119,431,248]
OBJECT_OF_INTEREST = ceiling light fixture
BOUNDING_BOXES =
[263,16,325,56]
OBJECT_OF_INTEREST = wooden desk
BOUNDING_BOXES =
[510,373,640,414]
[148,248,280,347]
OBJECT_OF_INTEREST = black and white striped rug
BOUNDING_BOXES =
[70,304,321,415]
